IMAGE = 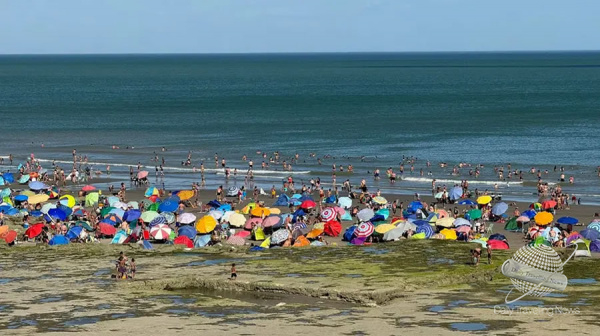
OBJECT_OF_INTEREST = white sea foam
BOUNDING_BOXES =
[402,176,523,186]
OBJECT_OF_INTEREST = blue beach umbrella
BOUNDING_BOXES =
[416,223,434,238]
[123,209,141,222]
[66,226,83,240]
[28,181,47,191]
[159,196,180,213]
[557,217,578,225]
[449,187,463,200]
[30,210,43,217]
[149,215,167,227]
[458,199,476,205]
[580,229,600,241]
[522,209,537,219]
[48,235,69,246]
[491,202,508,216]
[142,240,154,250]
[0,205,12,214]
[194,234,211,247]
[343,225,357,241]
[18,175,30,184]
[0,176,4,186]
[14,195,28,202]
[178,225,197,240]
[48,208,67,221]
[409,201,423,212]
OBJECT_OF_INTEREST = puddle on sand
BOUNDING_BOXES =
[0,278,16,284]
[39,296,63,303]
[450,322,488,331]
[186,258,243,267]
[93,268,112,276]
[569,278,598,285]
[427,300,470,313]
[7,319,38,329]
[362,247,390,255]
[63,317,100,327]
[345,274,363,278]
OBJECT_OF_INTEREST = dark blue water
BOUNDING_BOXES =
[1,52,599,201]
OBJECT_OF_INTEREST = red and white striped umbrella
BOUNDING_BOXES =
[320,208,336,222]
[355,221,374,238]
[150,224,172,240]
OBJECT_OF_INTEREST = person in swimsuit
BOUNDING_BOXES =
[230,263,237,280]
[129,258,136,279]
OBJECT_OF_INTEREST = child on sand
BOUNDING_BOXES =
[230,263,237,280]
[129,258,136,279]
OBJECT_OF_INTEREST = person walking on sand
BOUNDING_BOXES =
[229,263,237,280]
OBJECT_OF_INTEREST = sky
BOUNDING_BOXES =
[1,0,599,54]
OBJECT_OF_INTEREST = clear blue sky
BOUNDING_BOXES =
[1,0,599,54]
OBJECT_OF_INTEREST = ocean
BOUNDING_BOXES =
[1,52,599,203]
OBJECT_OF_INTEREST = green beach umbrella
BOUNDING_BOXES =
[100,206,115,218]
[467,209,482,220]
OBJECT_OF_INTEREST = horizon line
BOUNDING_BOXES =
[1,49,600,56]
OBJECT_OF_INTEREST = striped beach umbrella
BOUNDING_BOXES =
[416,223,434,238]
[320,208,336,222]
[150,224,172,240]
[588,221,600,233]
[149,215,167,227]
[355,221,374,238]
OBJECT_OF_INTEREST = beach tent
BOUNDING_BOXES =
[572,239,592,257]
[273,194,290,206]
[504,217,520,232]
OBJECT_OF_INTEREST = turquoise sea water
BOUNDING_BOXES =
[1,52,599,202]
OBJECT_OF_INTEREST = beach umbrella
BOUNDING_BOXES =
[108,208,125,219]
[141,210,160,223]
[383,227,405,241]
[396,221,417,232]
[372,196,387,205]
[534,212,553,226]
[76,220,94,231]
[440,228,457,240]
[293,222,307,231]
[476,195,492,205]
[466,209,482,220]
[145,187,160,197]
[59,195,76,208]
[310,240,326,247]
[324,220,342,237]
[250,207,270,218]
[234,230,251,239]
[416,223,434,238]
[324,196,337,204]
[300,200,316,209]
[262,215,283,228]
[111,231,127,244]
[566,233,583,246]
[194,234,211,247]
[98,223,116,236]
[149,215,167,227]
[293,235,310,247]
[306,228,324,239]
[542,200,557,210]
[226,235,246,246]
[81,185,96,192]
[530,202,543,211]
[434,192,444,199]
[488,239,510,250]
[355,221,374,238]
[3,173,14,183]
[436,217,455,228]
[25,223,45,238]
[14,194,28,202]
[178,213,196,225]
[18,174,30,184]
[106,196,118,207]
[137,171,149,179]
[123,209,141,222]
[587,222,600,233]
[590,240,600,253]
[557,217,579,225]
[244,217,263,230]
[449,187,463,200]
[228,213,246,227]
[458,199,476,205]
[208,210,224,221]
[517,215,530,223]
[177,225,197,240]
[113,201,128,210]
[320,208,337,222]
[489,233,507,241]
[85,192,99,207]
[408,201,423,212]
[158,196,179,213]
[522,209,537,219]
[453,218,471,227]
[271,229,290,245]
[357,209,375,222]
[48,235,69,246]
[196,216,217,234]
[456,225,471,234]
[29,194,49,205]
[127,201,139,209]
[0,225,8,237]
[172,235,193,248]
[338,197,352,209]
[150,224,172,240]
[350,236,367,245]
[0,205,13,214]
[66,226,83,240]
[100,206,115,218]
[28,181,48,191]
[491,202,508,215]
[580,229,600,241]
[176,190,194,201]
[343,225,357,241]
[48,208,67,221]
[161,212,174,224]
[375,223,396,234]
[4,230,17,244]
[221,210,235,222]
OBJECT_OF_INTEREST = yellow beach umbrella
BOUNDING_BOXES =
[28,194,49,205]
[59,195,76,208]
[372,196,387,205]
[268,208,281,215]
[477,195,492,205]
[313,222,325,230]
[436,217,455,228]
[20,190,35,197]
[177,190,194,201]
[250,207,270,218]
[534,212,553,226]
[196,215,217,233]
[375,224,396,234]
[440,228,457,240]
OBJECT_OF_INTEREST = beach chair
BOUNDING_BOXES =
[486,223,494,235]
